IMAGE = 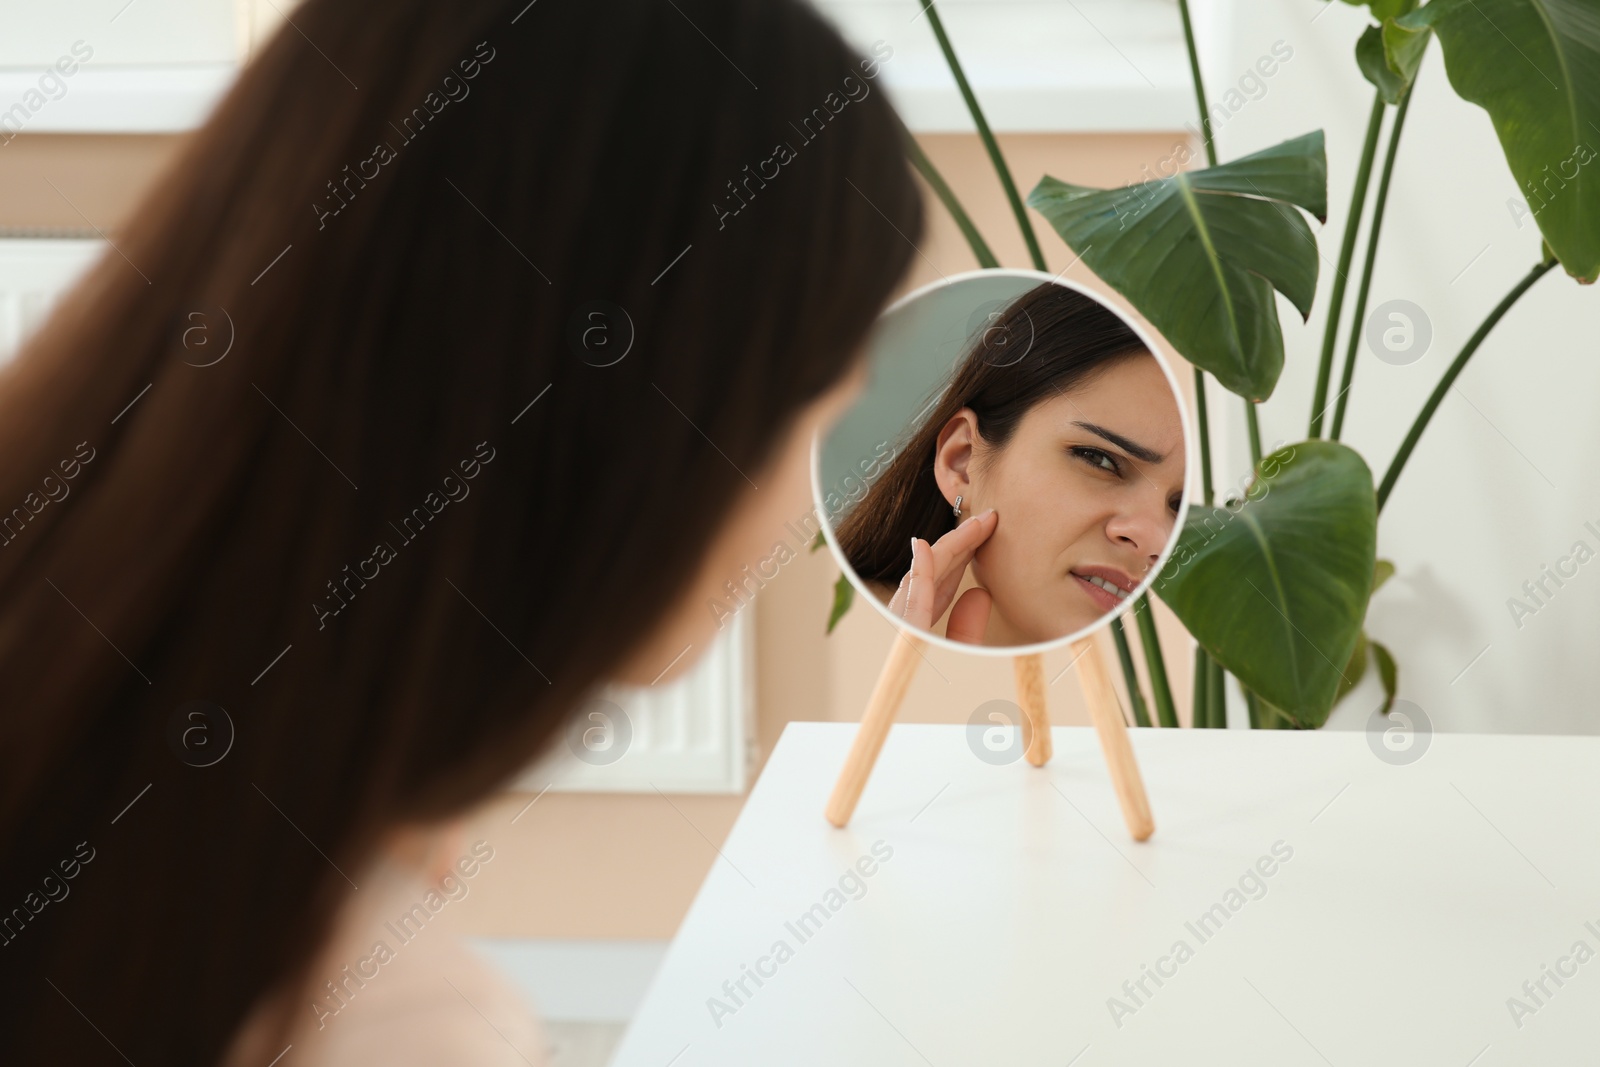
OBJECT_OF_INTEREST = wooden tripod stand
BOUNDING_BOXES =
[825,633,1155,841]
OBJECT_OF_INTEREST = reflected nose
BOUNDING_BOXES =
[1105,499,1173,572]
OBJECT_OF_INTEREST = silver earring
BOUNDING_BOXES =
[952,495,963,519]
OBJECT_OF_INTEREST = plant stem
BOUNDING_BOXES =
[1206,656,1226,728]
[1133,594,1178,728]
[1194,369,1215,504]
[1245,401,1262,465]
[1257,699,1297,728]
[1175,0,1223,500]
[1191,644,1210,728]
[1176,0,1218,168]
[1377,256,1558,511]
[1175,0,1229,730]
[904,131,1000,269]
[1110,616,1152,727]
[1332,85,1414,441]
[1309,91,1386,439]
[923,0,1046,271]
[1244,686,1262,729]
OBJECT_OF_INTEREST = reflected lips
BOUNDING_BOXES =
[1070,565,1136,614]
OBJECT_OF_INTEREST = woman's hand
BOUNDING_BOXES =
[887,508,997,644]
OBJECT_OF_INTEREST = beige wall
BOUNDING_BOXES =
[0,124,1200,940]
[0,135,182,237]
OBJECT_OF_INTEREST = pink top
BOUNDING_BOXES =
[225,856,547,1067]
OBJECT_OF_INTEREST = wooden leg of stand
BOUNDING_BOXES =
[1012,654,1052,767]
[1070,636,1155,841]
[825,630,926,827]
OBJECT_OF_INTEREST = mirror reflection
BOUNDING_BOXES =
[819,274,1189,650]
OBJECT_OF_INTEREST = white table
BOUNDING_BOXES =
[611,723,1600,1066]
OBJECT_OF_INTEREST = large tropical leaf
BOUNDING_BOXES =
[1400,0,1600,282]
[1027,132,1327,401]
[1154,441,1377,726]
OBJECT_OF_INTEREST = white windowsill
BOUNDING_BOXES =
[0,64,236,134]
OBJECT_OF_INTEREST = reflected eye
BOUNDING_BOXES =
[1071,446,1121,475]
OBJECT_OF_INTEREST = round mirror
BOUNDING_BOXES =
[813,270,1193,655]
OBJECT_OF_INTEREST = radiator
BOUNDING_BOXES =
[0,238,101,362]
[516,613,757,795]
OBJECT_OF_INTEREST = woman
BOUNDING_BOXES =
[0,0,920,1063]
[837,282,1185,647]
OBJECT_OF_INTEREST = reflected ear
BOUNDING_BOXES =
[933,408,980,507]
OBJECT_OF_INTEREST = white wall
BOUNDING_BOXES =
[816,0,1195,131]
[1201,0,1599,734]
[0,0,241,133]
[0,0,234,66]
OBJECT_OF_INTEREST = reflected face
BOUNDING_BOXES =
[967,355,1184,644]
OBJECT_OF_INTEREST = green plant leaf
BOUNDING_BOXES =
[1400,0,1600,282]
[1330,0,1419,20]
[1357,21,1430,104]
[810,530,825,552]
[1335,557,1401,719]
[1370,639,1398,714]
[825,572,854,634]
[1333,563,1396,711]
[1336,631,1369,704]
[1357,25,1406,103]
[1384,16,1431,85]
[1027,132,1327,401]
[1154,440,1377,725]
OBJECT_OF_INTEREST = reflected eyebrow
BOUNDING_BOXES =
[1072,420,1165,464]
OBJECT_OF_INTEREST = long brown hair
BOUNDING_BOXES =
[0,0,920,1061]
[838,282,1145,583]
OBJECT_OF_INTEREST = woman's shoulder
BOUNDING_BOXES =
[225,863,549,1067]
[308,934,547,1066]
[228,933,547,1067]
